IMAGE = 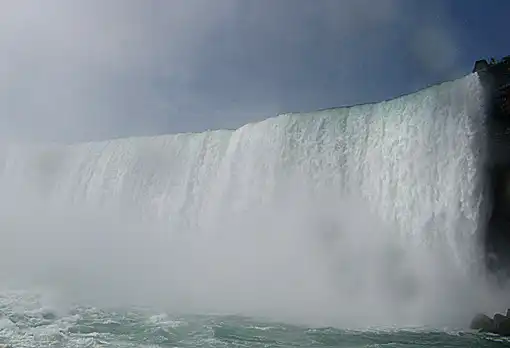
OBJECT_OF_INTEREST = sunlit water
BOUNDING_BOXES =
[0,73,509,346]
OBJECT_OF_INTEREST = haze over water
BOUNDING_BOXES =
[0,73,509,346]
[2,1,510,346]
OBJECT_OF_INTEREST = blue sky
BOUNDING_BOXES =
[0,0,508,142]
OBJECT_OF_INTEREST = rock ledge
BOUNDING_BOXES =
[470,310,510,336]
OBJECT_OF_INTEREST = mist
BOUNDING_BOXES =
[0,0,509,332]
[0,169,507,329]
[1,73,509,329]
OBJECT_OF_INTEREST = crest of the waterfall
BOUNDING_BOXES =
[0,73,494,326]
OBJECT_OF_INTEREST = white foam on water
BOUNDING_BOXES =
[0,73,505,328]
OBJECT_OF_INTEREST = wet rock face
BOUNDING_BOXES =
[504,171,510,204]
[470,314,494,332]
[502,87,510,114]
[490,166,510,216]
[470,311,510,336]
[485,165,510,276]
[477,57,510,277]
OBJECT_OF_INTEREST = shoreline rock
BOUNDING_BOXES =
[470,310,510,336]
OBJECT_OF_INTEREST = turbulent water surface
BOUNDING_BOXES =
[0,73,509,347]
[0,292,510,347]
[0,292,509,347]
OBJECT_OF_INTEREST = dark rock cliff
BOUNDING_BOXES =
[473,56,510,276]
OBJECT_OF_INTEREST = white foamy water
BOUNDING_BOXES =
[0,73,505,329]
